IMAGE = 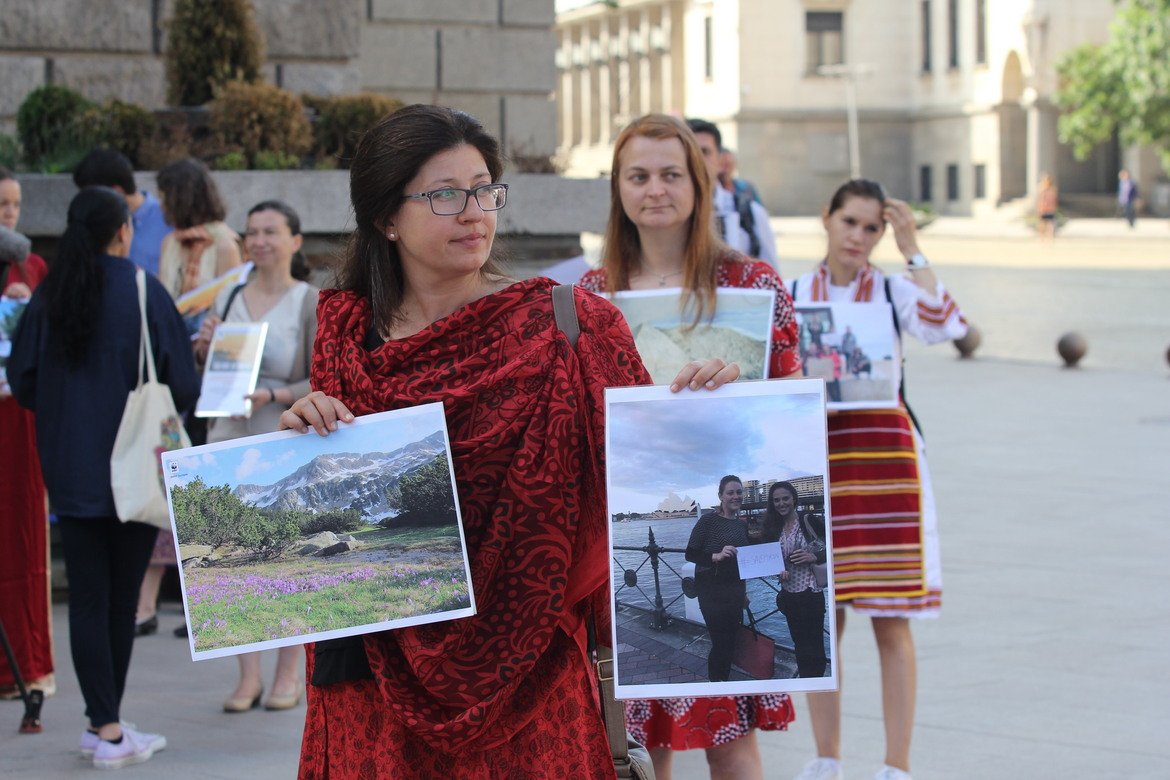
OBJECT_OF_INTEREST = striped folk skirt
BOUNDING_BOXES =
[827,408,941,618]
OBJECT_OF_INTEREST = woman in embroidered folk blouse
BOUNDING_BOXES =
[579,113,799,780]
[276,104,737,780]
[788,179,967,780]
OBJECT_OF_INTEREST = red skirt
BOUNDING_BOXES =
[625,694,795,750]
[0,397,53,688]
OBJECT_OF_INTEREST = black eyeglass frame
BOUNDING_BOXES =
[403,183,510,216]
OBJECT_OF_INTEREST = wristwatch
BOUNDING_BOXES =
[907,252,930,269]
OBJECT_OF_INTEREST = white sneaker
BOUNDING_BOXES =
[80,721,145,758]
[874,767,912,780]
[92,726,167,769]
[795,757,844,780]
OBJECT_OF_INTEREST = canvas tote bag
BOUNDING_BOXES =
[110,268,190,529]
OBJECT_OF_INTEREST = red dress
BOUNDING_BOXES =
[578,253,801,749]
[0,253,52,691]
[298,279,652,779]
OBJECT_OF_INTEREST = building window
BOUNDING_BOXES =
[974,164,986,199]
[704,15,714,80]
[975,0,987,65]
[920,165,933,202]
[921,1,932,72]
[806,11,844,72]
[946,164,959,200]
[947,0,959,68]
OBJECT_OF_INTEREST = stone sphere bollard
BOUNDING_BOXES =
[1057,332,1087,368]
[953,324,981,359]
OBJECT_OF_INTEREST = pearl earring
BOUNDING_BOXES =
[387,229,397,240]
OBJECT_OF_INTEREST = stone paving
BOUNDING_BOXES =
[3,220,1169,778]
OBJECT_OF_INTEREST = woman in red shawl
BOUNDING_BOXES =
[579,114,802,780]
[279,105,738,779]
[0,168,53,699]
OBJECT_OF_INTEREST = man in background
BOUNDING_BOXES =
[73,150,171,276]
[686,118,779,269]
[1117,169,1139,228]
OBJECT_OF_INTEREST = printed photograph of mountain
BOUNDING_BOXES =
[609,287,776,383]
[161,403,475,660]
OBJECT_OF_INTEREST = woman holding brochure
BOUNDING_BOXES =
[135,157,244,638]
[578,113,799,780]
[7,186,198,768]
[277,104,737,778]
[788,179,967,780]
[192,199,317,713]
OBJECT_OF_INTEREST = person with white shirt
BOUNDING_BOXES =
[686,118,779,269]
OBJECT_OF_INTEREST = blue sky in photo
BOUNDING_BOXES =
[166,406,446,490]
[607,390,826,514]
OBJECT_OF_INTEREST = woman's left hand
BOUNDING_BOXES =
[246,388,273,411]
[883,198,921,260]
[669,358,740,393]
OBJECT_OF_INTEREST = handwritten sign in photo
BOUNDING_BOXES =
[162,403,476,661]
[736,543,786,580]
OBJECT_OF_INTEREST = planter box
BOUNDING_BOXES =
[15,171,610,239]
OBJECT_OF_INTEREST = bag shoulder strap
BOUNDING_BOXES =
[220,281,247,320]
[587,614,631,767]
[134,268,159,387]
[551,283,580,348]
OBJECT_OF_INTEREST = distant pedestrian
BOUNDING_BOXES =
[1117,169,1139,228]
[1035,174,1058,241]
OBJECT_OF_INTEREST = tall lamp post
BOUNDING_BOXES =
[817,64,872,180]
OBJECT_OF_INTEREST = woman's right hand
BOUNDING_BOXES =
[279,391,355,436]
[787,549,816,566]
[712,545,737,564]
[193,314,221,364]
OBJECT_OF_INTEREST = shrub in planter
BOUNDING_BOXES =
[208,81,310,169]
[16,85,96,171]
[304,92,403,168]
[79,99,159,169]
[165,0,264,106]
[0,134,19,170]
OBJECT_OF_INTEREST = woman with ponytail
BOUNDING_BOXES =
[7,186,199,769]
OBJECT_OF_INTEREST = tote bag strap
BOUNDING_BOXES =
[134,268,159,387]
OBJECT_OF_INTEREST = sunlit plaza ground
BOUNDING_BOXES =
[3,217,1169,778]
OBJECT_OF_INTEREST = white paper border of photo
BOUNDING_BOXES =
[604,378,838,699]
[160,403,477,661]
[608,287,777,381]
[794,301,901,410]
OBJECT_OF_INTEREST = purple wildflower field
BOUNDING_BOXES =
[184,556,470,652]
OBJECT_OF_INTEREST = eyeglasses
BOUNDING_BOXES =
[403,183,509,216]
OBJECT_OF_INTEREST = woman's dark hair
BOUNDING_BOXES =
[718,474,742,496]
[246,199,310,281]
[156,157,226,229]
[826,178,887,216]
[760,481,800,542]
[338,104,505,331]
[42,186,129,364]
[247,199,301,236]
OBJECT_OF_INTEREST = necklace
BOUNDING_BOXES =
[650,269,683,287]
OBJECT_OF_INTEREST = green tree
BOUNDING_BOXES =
[395,454,457,526]
[165,0,265,106]
[1055,0,1170,169]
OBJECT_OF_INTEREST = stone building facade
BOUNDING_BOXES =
[0,0,558,159]
[555,0,1166,216]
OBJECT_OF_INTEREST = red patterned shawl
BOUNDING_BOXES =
[306,277,651,755]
